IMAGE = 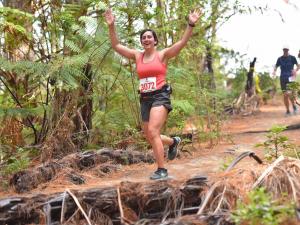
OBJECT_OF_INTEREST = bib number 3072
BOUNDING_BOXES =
[139,77,157,93]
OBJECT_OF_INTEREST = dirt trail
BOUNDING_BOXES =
[1,99,300,198]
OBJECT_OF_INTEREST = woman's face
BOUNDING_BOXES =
[141,31,156,49]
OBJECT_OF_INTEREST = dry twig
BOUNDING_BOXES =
[197,181,221,215]
[60,191,67,224]
[213,186,227,214]
[66,188,92,225]
[252,155,284,189]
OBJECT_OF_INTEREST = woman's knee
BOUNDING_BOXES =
[147,126,160,139]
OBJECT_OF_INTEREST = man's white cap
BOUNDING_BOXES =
[282,44,289,50]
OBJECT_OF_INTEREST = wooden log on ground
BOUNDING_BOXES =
[0,176,208,225]
[10,148,155,193]
[3,158,300,225]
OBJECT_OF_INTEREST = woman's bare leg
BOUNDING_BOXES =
[145,106,168,168]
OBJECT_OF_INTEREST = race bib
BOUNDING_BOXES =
[139,77,157,93]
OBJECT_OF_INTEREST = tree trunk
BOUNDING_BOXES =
[245,58,257,97]
[73,64,93,147]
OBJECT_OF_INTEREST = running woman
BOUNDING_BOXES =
[104,8,201,179]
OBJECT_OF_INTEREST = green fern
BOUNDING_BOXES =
[65,39,81,53]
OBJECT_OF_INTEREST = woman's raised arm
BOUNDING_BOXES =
[162,9,201,60]
[104,9,138,60]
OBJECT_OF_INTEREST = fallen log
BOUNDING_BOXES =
[2,158,300,225]
[10,148,155,193]
[0,176,208,225]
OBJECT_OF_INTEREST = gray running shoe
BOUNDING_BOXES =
[286,111,291,117]
[150,169,168,180]
[168,137,181,160]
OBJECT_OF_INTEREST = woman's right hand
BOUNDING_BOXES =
[103,9,115,26]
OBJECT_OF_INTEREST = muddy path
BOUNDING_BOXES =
[1,99,300,198]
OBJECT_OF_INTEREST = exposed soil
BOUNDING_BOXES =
[1,98,300,198]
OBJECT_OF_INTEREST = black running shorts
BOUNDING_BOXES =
[280,76,292,92]
[140,84,172,122]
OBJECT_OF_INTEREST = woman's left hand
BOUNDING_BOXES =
[188,9,201,25]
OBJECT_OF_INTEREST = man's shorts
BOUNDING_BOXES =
[140,84,172,122]
[280,76,291,92]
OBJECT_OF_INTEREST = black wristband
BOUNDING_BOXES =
[188,22,195,27]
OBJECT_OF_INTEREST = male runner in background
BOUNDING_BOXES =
[273,45,300,115]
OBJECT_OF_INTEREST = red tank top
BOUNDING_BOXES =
[136,52,167,92]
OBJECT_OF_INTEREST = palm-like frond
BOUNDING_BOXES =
[64,39,81,53]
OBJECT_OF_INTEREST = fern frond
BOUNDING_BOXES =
[78,16,98,34]
[65,53,90,68]
[0,58,49,81]
[172,99,195,114]
[0,7,34,21]
[65,39,81,53]
[71,24,95,47]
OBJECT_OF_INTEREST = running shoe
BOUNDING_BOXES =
[150,168,168,180]
[168,137,181,160]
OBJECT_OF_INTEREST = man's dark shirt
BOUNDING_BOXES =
[275,55,298,78]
